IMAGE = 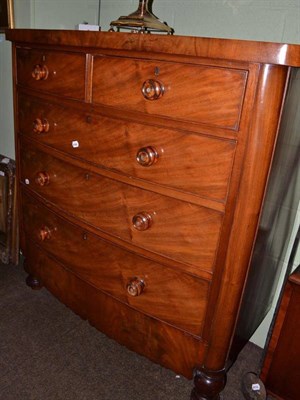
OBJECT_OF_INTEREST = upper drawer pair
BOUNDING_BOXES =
[16,47,248,129]
[18,94,236,203]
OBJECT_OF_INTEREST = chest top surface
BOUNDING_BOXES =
[5,29,300,67]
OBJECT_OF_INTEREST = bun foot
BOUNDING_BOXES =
[26,274,43,290]
[190,368,226,400]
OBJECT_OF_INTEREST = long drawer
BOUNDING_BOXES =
[19,142,223,272]
[25,239,206,378]
[92,56,248,130]
[18,94,236,201]
[16,48,86,100]
[22,191,210,336]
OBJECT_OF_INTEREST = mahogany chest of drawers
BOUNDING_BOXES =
[6,29,300,399]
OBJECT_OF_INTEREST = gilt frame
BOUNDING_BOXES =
[0,0,14,32]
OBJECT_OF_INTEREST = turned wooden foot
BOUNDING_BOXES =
[26,274,43,290]
[23,258,43,290]
[190,368,226,400]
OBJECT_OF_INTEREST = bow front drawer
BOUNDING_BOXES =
[20,143,223,273]
[18,94,236,202]
[22,191,210,336]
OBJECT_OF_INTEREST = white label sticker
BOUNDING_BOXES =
[252,383,260,391]
[72,140,79,148]
[25,178,30,185]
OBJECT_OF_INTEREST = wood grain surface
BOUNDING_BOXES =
[22,191,211,336]
[16,47,86,100]
[18,93,236,202]
[25,240,206,379]
[92,56,247,129]
[20,142,223,272]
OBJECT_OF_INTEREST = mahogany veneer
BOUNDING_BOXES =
[6,29,300,399]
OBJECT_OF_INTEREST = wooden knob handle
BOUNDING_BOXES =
[35,171,50,186]
[127,278,145,297]
[33,118,50,133]
[132,212,152,231]
[38,226,52,241]
[32,64,49,81]
[142,79,165,100]
[136,146,159,167]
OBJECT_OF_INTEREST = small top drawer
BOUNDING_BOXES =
[92,56,247,130]
[16,48,86,100]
